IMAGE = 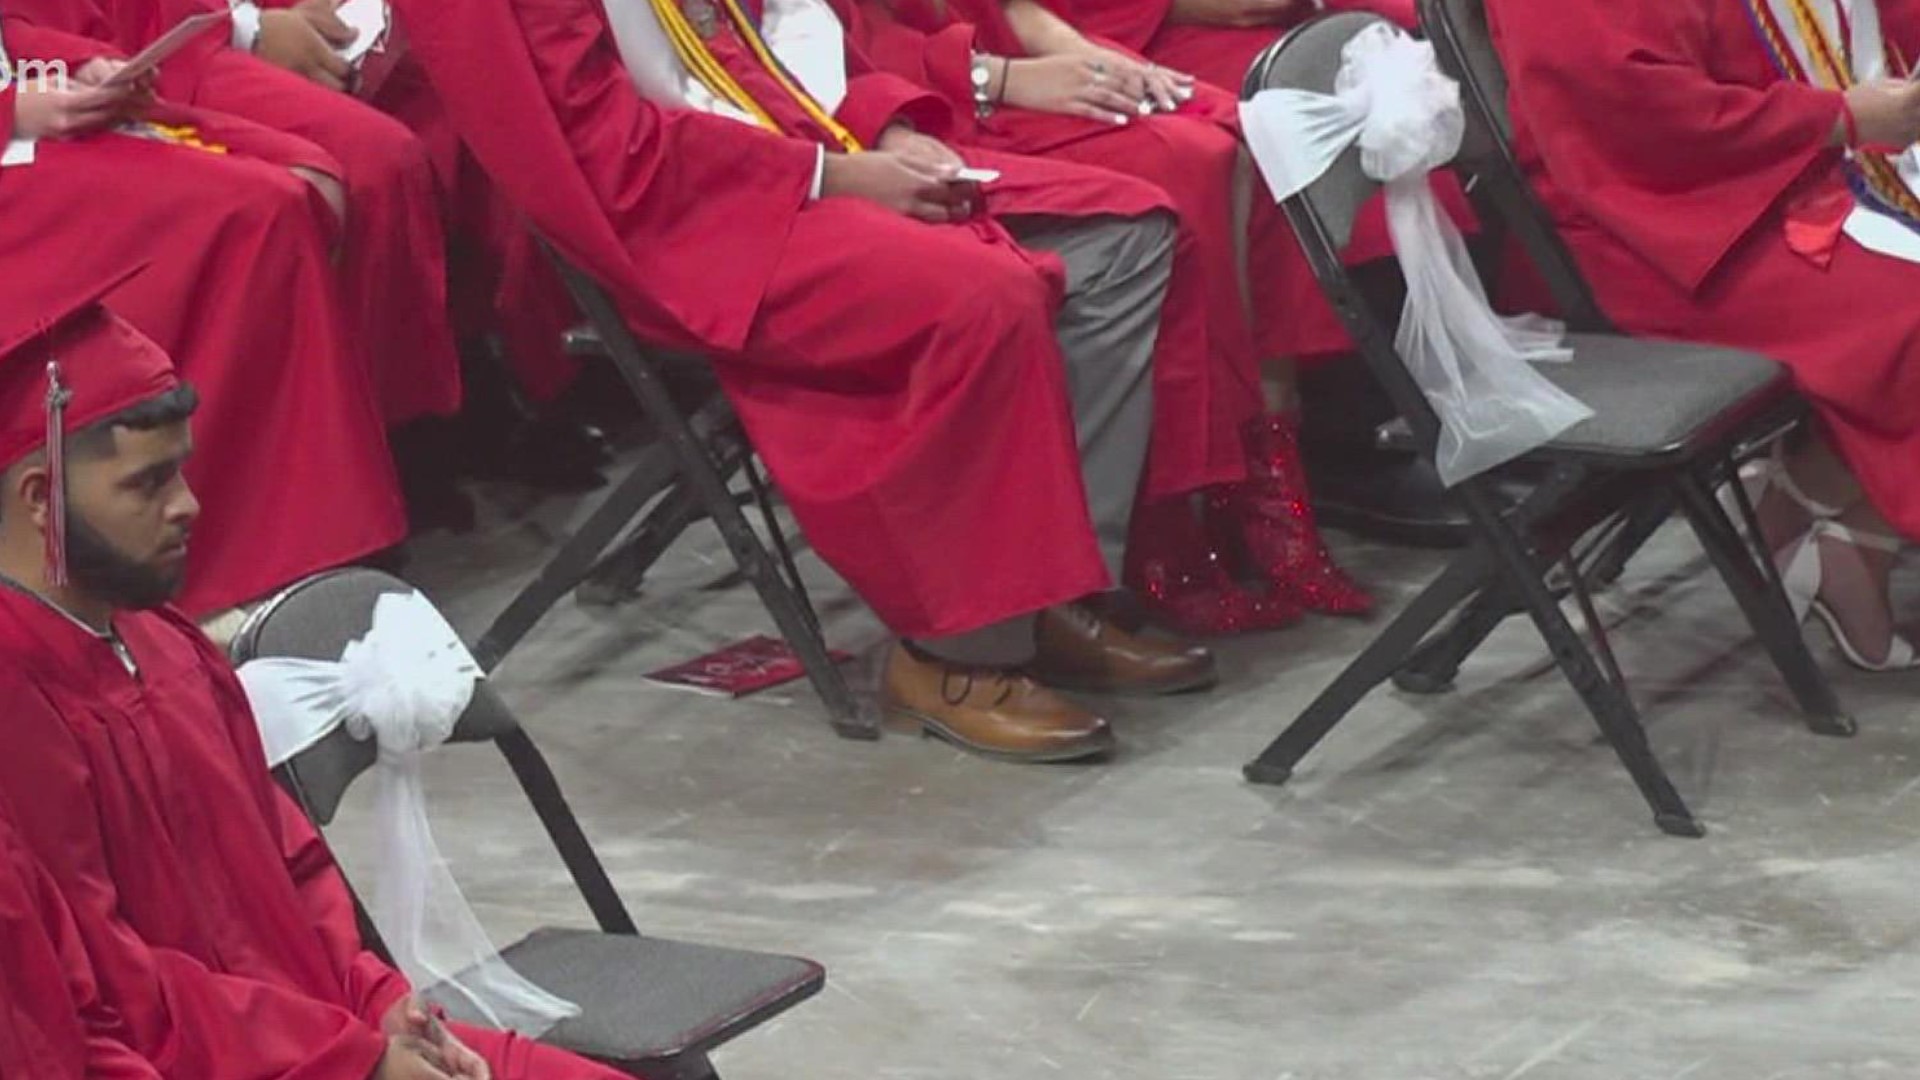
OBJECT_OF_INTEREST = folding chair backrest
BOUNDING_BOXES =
[232,568,643,935]
[229,568,521,825]
[1417,0,1612,330]
[1242,12,1450,459]
[1242,12,1382,255]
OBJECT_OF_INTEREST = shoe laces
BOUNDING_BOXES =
[940,668,1017,708]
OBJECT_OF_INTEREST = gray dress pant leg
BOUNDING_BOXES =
[912,211,1176,667]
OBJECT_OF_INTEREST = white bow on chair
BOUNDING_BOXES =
[240,591,580,1036]
[1239,23,1593,487]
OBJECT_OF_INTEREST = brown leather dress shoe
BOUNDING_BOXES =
[1030,604,1218,696]
[882,644,1115,763]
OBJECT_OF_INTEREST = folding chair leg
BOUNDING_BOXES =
[1394,504,1646,695]
[575,482,705,607]
[495,729,641,935]
[473,439,682,671]
[1585,493,1672,588]
[641,1055,719,1080]
[1669,472,1854,737]
[706,490,875,739]
[1244,547,1491,785]
[1476,502,1704,838]
[551,254,874,739]
[742,456,823,636]
[1393,576,1513,695]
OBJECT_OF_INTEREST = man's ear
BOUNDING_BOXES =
[12,464,50,531]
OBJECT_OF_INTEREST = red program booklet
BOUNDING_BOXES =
[644,635,851,698]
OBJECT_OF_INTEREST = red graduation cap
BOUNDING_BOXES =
[0,265,179,585]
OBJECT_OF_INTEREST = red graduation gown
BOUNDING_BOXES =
[1058,0,1415,90]
[828,0,1256,494]
[942,0,1446,361]
[0,590,628,1079]
[0,805,158,1079]
[840,0,1267,428]
[0,21,409,617]
[1489,0,1920,540]
[7,0,466,425]
[371,55,584,403]
[394,0,1231,635]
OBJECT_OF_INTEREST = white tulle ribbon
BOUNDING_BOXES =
[1239,23,1593,486]
[239,591,580,1036]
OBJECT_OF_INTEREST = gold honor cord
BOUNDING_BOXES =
[712,0,863,151]
[650,0,784,130]
[1750,0,1920,221]
[646,0,863,152]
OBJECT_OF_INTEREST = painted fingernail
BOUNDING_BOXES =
[1138,100,1153,115]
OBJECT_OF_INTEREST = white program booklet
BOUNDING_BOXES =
[335,0,389,64]
[102,10,229,87]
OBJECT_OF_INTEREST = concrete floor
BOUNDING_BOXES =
[326,476,1920,1080]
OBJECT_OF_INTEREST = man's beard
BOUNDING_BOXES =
[64,510,184,611]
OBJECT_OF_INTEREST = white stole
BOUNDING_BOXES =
[601,0,849,122]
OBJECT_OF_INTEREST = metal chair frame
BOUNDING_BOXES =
[1238,11,1851,837]
[233,570,825,1079]
[472,246,873,740]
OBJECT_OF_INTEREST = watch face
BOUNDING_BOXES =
[972,64,990,87]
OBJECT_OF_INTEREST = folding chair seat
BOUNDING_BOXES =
[232,569,825,1080]
[1517,336,1783,461]
[1237,10,1851,838]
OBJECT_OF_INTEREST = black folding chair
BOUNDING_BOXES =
[1238,12,1851,837]
[232,569,826,1080]
[471,245,874,740]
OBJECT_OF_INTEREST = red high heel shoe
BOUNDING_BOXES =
[1209,412,1374,617]
[1123,496,1302,636]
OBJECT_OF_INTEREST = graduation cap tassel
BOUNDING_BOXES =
[44,360,70,588]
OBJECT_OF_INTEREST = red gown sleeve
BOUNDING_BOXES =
[1490,0,1844,291]
[397,0,820,351]
[0,14,127,143]
[837,0,977,111]
[1323,0,1414,27]
[0,675,390,1080]
[1882,0,1920,68]
[0,15,122,65]
[0,810,159,1079]
[838,19,960,140]
[29,857,164,1079]
[273,779,413,1027]
[175,621,416,1032]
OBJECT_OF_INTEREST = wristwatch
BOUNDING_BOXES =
[230,0,265,53]
[970,52,994,119]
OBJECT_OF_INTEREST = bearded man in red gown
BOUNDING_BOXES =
[0,276,662,1079]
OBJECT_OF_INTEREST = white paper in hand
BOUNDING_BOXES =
[335,0,389,64]
[103,11,229,87]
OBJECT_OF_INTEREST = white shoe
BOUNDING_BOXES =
[1724,441,1843,527]
[1733,444,1914,672]
[1786,521,1918,673]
